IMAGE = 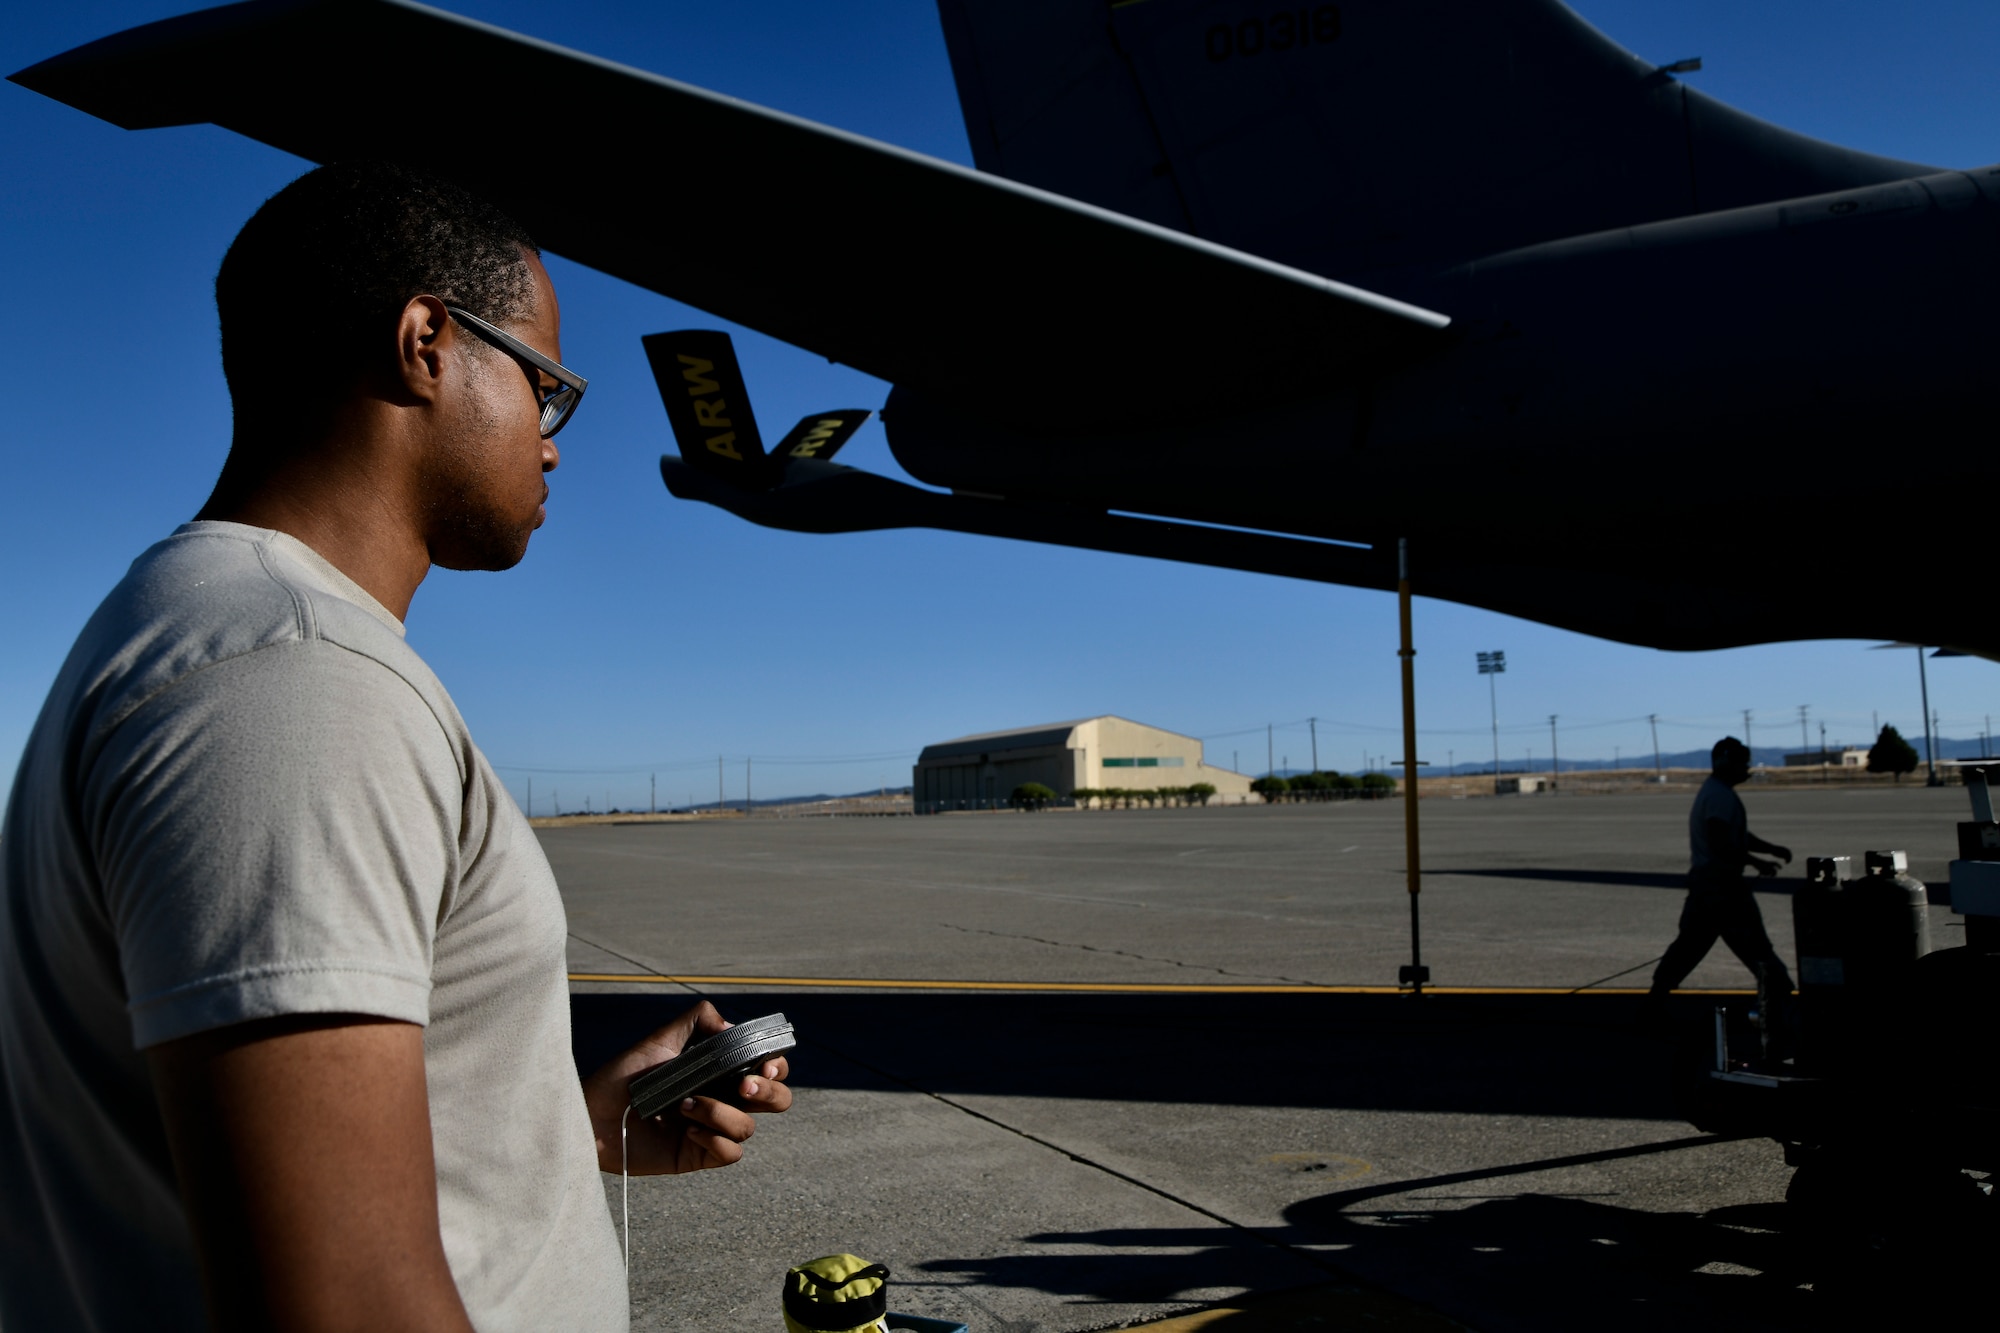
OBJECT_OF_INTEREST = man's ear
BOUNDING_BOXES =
[393,296,454,404]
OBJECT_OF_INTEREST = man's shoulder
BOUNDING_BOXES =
[70,523,443,737]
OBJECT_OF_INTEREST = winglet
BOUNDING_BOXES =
[770,410,871,471]
[641,330,768,489]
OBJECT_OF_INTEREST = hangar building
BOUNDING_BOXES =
[913,716,1254,811]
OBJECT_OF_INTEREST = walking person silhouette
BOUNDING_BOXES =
[1647,737,1796,1020]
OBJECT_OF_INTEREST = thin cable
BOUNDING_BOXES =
[620,1103,632,1272]
[1567,954,1666,993]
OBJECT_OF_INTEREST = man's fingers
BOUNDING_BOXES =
[684,1123,744,1167]
[738,1075,793,1114]
[759,1056,790,1083]
[679,1095,756,1143]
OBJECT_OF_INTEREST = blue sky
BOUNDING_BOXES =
[5,1,1998,811]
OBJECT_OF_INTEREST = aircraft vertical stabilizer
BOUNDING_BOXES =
[938,0,1936,285]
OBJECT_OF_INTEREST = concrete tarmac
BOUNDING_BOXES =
[549,787,1972,1332]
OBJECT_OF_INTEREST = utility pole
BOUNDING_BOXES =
[650,772,656,815]
[1309,718,1319,774]
[1650,714,1662,776]
[1743,709,1753,762]
[1267,723,1274,779]
[718,755,724,810]
[1614,745,1620,770]
[553,786,559,815]
[1233,749,1238,774]
[1820,720,1828,780]
[1549,715,1559,784]
[1798,704,1809,758]
[1918,646,1939,786]
[1449,748,1455,774]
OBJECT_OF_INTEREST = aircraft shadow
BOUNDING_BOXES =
[572,990,1690,1119]
[913,1135,1869,1332]
[1435,867,1798,896]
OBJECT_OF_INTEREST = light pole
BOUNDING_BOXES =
[1310,717,1319,774]
[1798,705,1810,759]
[1548,715,1559,786]
[1919,648,1939,785]
[1477,650,1506,794]
[1650,713,1662,777]
[1743,709,1753,763]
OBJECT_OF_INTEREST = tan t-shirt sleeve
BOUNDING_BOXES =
[86,639,464,1049]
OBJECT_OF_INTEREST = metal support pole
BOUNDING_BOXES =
[1549,715,1559,785]
[1650,713,1662,776]
[1310,718,1319,774]
[1397,539,1428,993]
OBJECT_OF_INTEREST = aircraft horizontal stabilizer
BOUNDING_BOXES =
[9,0,1448,428]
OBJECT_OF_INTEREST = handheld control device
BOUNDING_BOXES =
[627,1012,796,1120]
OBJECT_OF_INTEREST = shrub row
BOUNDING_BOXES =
[1250,771,1394,801]
[1071,783,1218,809]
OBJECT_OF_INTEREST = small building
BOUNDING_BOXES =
[913,716,1254,812]
[1497,774,1552,794]
[1782,748,1870,768]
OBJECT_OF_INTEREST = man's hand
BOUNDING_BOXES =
[1748,834,1792,863]
[581,1000,792,1175]
[147,1016,475,1333]
[1749,856,1781,878]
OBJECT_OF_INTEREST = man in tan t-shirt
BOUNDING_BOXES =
[0,162,789,1332]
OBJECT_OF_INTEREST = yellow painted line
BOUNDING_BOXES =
[1118,1281,1466,1333]
[566,972,1754,996]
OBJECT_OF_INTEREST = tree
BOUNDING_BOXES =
[1186,782,1217,806]
[1867,725,1920,780]
[1251,776,1290,802]
[1071,787,1098,809]
[1010,782,1056,811]
[1289,771,1329,802]
[1359,772,1397,796]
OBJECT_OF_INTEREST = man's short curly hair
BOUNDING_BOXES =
[215,161,538,432]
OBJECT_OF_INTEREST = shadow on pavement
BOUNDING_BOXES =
[574,990,1699,1117]
[1434,867,1752,893]
[929,1139,1821,1333]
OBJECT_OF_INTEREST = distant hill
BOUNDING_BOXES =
[677,786,913,814]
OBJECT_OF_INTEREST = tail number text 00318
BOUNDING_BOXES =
[1206,7,1340,62]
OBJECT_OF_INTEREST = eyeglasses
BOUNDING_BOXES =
[446,304,588,437]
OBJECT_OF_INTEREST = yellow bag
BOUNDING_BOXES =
[782,1254,892,1333]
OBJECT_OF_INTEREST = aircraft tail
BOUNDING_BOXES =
[938,0,1934,286]
[642,330,869,490]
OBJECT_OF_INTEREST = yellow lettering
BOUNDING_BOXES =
[677,354,720,396]
[694,398,732,428]
[705,432,742,461]
[789,419,844,457]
